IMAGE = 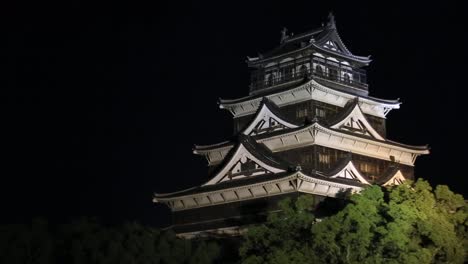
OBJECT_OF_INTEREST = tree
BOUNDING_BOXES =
[0,218,220,264]
[377,180,467,263]
[0,218,53,264]
[239,195,316,264]
[310,186,386,263]
[240,179,468,264]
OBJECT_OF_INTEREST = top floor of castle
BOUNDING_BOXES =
[247,13,371,97]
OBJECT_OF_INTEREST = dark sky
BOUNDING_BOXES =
[2,1,467,227]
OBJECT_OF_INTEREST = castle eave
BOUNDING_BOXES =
[219,79,400,118]
[153,171,365,211]
[256,122,429,166]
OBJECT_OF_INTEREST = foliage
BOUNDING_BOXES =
[0,218,219,264]
[240,179,468,264]
[0,179,465,263]
[239,195,316,263]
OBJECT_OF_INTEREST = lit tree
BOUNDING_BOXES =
[239,195,316,263]
[240,179,467,264]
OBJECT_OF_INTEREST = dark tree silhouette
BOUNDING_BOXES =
[0,218,220,264]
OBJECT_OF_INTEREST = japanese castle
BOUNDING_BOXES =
[154,14,429,238]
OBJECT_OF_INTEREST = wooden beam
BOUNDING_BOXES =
[295,134,300,143]
[297,179,304,190]
[276,183,282,192]
[290,180,297,189]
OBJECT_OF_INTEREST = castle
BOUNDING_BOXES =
[154,14,429,238]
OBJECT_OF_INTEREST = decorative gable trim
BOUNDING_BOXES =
[327,160,370,184]
[382,170,406,186]
[330,103,385,140]
[242,101,298,136]
[323,40,339,51]
[203,144,286,186]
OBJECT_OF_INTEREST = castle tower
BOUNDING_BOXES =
[153,14,429,238]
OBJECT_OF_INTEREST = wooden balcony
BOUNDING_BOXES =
[249,57,368,93]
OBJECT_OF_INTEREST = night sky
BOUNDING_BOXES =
[2,1,468,228]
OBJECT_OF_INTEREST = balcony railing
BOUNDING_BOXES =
[249,57,368,93]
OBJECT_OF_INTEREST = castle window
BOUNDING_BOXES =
[298,65,308,78]
[329,68,338,80]
[315,65,323,76]
[283,65,294,81]
[359,162,377,174]
[319,153,330,164]
[315,107,326,118]
[296,108,308,118]
[301,154,314,164]
[344,73,351,83]
[266,73,274,86]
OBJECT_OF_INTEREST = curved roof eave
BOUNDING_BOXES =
[257,121,429,153]
[153,168,367,201]
[319,122,429,152]
[247,41,371,68]
[310,43,371,64]
[218,80,400,107]
[193,140,235,154]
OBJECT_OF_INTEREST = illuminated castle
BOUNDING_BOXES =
[154,14,429,237]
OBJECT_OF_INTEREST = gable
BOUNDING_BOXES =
[382,170,406,186]
[323,40,340,52]
[331,104,385,140]
[203,144,286,186]
[314,26,354,57]
[328,160,370,184]
[242,102,298,136]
